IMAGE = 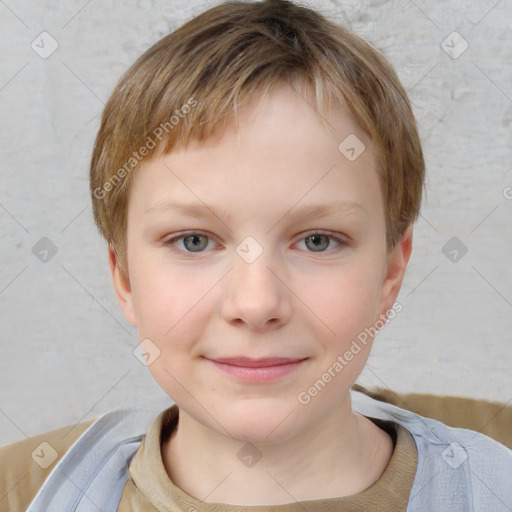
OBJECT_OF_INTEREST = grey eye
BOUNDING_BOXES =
[183,234,209,252]
[304,234,330,252]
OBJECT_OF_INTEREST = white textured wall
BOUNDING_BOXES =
[0,0,511,446]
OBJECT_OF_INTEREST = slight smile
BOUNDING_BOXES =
[203,356,309,383]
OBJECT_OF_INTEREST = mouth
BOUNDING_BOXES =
[203,356,309,383]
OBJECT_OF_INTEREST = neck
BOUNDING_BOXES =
[162,397,393,506]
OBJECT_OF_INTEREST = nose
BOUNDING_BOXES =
[221,248,292,332]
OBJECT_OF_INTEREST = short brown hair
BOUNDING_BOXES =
[90,0,425,274]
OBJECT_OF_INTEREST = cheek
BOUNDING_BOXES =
[129,256,216,351]
[130,263,209,399]
[305,263,384,336]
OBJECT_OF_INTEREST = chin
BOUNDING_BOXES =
[216,401,306,446]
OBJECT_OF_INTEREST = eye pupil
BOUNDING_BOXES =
[306,234,329,251]
[184,235,208,252]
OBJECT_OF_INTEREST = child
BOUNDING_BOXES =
[1,0,511,510]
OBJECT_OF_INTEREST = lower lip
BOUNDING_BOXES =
[206,359,307,383]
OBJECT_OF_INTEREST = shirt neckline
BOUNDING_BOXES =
[128,404,418,512]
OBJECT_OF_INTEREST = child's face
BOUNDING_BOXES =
[111,83,411,444]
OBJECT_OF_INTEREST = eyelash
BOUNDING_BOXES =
[162,231,348,257]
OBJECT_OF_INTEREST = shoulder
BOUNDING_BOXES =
[18,400,171,512]
[0,419,96,512]
[352,390,512,511]
[360,386,512,448]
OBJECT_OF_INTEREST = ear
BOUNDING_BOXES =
[108,245,138,327]
[377,225,413,318]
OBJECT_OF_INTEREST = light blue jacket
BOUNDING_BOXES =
[26,391,512,511]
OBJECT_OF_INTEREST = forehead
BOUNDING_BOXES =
[130,83,383,225]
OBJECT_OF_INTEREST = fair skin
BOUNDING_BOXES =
[110,83,413,506]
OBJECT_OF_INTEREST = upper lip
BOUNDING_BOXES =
[205,357,307,367]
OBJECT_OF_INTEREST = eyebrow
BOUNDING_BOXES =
[145,199,367,221]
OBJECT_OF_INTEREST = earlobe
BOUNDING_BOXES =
[108,245,138,327]
[378,225,413,318]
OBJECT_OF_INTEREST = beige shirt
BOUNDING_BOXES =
[120,404,418,511]
[0,402,419,512]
